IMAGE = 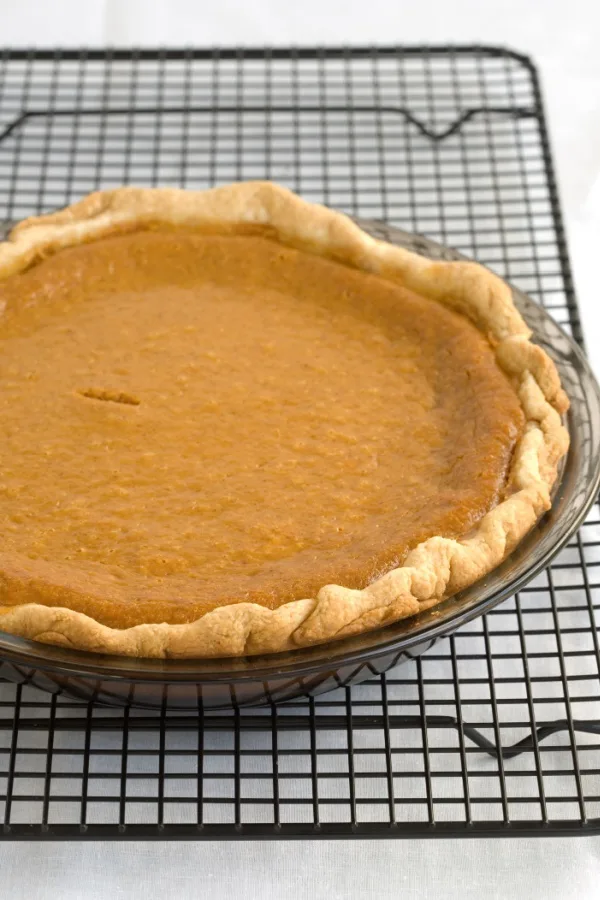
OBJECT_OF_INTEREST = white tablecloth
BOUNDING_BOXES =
[0,2,599,897]
[1,838,599,899]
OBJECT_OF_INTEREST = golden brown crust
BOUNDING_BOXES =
[0,182,570,658]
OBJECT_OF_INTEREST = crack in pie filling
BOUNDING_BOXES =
[0,182,569,657]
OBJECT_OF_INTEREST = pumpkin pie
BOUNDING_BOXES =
[0,182,569,658]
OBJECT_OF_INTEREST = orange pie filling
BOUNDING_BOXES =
[0,230,524,628]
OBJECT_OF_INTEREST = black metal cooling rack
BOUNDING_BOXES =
[0,46,599,840]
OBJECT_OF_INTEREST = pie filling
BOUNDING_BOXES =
[0,230,524,628]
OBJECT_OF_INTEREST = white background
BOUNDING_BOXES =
[0,1,599,898]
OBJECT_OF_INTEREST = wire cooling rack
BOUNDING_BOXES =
[0,46,598,840]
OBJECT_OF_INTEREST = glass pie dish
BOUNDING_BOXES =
[0,221,598,710]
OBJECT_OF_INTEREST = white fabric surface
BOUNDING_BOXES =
[1,838,600,899]
[0,2,599,898]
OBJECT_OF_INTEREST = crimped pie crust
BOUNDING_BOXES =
[0,182,569,658]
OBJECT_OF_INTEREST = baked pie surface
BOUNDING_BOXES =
[0,183,569,657]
